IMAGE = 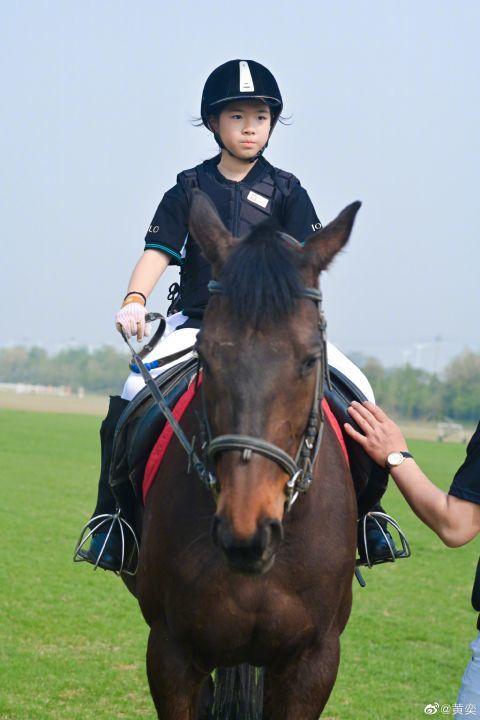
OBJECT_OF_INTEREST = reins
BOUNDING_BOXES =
[120,319,216,493]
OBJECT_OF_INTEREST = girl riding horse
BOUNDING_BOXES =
[77,59,394,571]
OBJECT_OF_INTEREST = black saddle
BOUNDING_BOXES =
[325,367,388,516]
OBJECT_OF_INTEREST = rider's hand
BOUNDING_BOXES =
[115,302,151,342]
[344,401,409,468]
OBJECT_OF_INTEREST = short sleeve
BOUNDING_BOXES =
[448,422,480,504]
[144,182,189,266]
[282,179,322,244]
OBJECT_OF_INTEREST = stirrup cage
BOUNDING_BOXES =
[357,510,411,569]
[73,509,139,576]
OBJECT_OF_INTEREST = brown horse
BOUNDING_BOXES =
[131,192,361,719]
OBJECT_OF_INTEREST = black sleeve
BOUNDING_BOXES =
[282,179,322,244]
[144,181,189,266]
[448,422,480,504]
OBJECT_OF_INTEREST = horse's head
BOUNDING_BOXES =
[189,191,360,575]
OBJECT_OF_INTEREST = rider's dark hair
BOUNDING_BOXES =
[219,219,303,329]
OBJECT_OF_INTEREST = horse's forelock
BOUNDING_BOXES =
[218,220,304,330]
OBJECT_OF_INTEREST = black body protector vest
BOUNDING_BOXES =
[174,158,299,324]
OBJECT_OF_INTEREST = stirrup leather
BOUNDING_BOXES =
[73,509,139,576]
[357,510,411,569]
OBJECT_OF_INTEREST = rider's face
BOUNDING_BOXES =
[210,100,271,159]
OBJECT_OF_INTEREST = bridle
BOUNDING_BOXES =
[202,279,330,510]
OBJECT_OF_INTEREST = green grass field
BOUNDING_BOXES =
[0,408,477,720]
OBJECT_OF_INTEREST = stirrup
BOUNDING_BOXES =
[357,510,411,570]
[73,509,139,576]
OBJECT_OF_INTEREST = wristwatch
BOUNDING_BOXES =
[386,451,413,469]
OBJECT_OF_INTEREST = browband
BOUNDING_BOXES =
[207,280,322,305]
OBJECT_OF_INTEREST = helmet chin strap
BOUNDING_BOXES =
[214,131,268,164]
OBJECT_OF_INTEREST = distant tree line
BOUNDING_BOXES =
[0,345,478,422]
[0,345,129,396]
[355,350,480,422]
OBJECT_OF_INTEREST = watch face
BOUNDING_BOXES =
[387,452,404,467]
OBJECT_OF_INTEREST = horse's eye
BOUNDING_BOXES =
[301,355,319,376]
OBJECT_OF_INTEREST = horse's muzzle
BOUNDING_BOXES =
[212,516,283,575]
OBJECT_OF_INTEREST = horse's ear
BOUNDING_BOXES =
[189,189,236,276]
[303,201,361,272]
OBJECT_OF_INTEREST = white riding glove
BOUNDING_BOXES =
[115,302,151,341]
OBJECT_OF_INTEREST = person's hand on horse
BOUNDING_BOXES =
[344,401,409,467]
[115,302,151,342]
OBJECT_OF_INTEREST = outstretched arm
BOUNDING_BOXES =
[344,401,480,548]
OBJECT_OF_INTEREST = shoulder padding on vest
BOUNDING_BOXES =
[177,168,200,201]
[272,167,299,197]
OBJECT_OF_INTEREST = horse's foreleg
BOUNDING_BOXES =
[263,631,341,720]
[147,620,209,720]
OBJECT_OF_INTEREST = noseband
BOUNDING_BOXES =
[202,279,330,511]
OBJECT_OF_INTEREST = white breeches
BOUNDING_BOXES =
[121,311,375,404]
[327,343,375,402]
[120,313,197,401]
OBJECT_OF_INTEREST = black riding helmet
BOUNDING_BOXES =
[201,59,283,162]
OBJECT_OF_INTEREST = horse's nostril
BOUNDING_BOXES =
[265,518,283,546]
[259,523,270,552]
[257,518,283,554]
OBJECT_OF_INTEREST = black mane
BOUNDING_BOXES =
[219,219,303,329]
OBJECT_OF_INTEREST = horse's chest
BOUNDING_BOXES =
[168,578,317,666]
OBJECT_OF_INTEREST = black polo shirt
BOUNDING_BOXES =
[448,422,480,505]
[144,154,321,327]
[450,422,480,618]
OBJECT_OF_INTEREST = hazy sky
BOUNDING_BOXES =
[2,0,479,372]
